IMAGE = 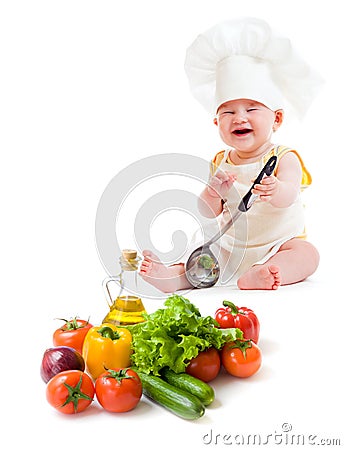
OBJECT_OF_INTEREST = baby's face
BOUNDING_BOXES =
[214,99,283,155]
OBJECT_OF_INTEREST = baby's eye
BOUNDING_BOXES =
[221,111,234,115]
[247,108,258,112]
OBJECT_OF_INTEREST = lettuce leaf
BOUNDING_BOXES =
[129,294,243,375]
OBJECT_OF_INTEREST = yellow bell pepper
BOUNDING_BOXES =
[82,323,132,379]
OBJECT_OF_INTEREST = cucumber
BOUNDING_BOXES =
[160,368,215,406]
[137,371,205,420]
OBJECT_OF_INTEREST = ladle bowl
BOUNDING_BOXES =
[185,246,220,288]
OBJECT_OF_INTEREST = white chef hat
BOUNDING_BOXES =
[184,17,324,118]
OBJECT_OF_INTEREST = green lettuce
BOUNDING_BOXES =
[128,294,242,375]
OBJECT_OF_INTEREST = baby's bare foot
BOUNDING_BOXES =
[139,250,185,293]
[237,265,281,290]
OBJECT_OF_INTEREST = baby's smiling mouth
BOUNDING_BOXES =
[232,128,253,136]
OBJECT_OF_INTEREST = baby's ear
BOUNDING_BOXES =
[213,117,218,126]
[273,109,284,131]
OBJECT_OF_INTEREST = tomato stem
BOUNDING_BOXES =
[61,375,93,413]
[104,368,135,384]
[56,316,90,330]
[227,339,252,359]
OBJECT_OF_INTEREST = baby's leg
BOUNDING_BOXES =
[139,250,192,293]
[237,238,320,290]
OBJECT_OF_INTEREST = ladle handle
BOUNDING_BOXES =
[201,156,277,248]
[238,156,277,212]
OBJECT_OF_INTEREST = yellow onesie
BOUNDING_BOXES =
[196,145,311,285]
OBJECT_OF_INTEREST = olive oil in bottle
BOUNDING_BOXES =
[102,249,146,326]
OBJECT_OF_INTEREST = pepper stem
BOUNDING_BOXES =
[222,300,239,315]
[97,326,120,340]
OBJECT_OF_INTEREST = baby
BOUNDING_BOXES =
[139,18,323,292]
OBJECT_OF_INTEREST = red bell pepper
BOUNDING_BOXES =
[215,300,260,343]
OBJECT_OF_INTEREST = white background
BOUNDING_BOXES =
[1,1,343,449]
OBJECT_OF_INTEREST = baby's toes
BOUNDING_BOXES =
[142,251,163,266]
[140,260,152,274]
[142,249,153,259]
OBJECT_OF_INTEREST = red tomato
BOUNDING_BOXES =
[185,348,221,382]
[221,340,262,378]
[95,368,142,413]
[46,370,95,414]
[53,317,93,354]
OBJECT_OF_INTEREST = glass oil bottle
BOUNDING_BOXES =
[102,249,146,326]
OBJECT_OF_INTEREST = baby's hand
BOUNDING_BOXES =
[251,175,279,202]
[207,170,237,199]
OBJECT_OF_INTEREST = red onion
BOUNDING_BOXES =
[40,346,85,383]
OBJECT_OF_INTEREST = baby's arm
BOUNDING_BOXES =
[252,152,302,207]
[198,170,236,217]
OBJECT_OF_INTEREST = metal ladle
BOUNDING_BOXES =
[185,156,277,288]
